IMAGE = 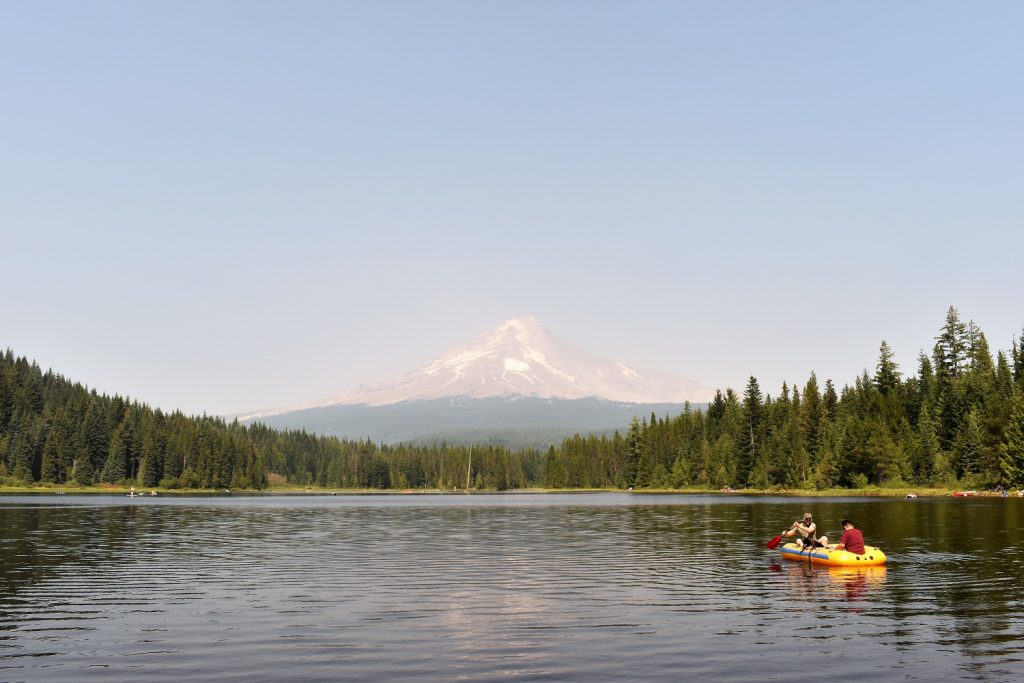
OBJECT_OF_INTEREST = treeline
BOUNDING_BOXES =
[3,307,1024,490]
[547,307,1024,489]
[0,351,541,490]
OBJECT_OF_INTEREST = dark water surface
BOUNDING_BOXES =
[1,493,1022,682]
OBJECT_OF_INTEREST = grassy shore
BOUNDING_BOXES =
[0,483,1002,497]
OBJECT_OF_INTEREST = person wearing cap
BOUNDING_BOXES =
[782,512,823,548]
[827,519,866,555]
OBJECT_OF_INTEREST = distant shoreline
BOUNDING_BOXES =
[1,484,1010,498]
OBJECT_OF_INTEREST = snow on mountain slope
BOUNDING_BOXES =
[328,316,709,407]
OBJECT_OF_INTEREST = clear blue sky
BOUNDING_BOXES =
[3,2,1022,415]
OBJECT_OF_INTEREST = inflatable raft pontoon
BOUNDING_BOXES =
[780,542,886,567]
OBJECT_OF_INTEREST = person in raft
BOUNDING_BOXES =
[783,512,824,549]
[827,519,866,555]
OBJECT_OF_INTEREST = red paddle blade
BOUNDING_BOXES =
[766,535,783,549]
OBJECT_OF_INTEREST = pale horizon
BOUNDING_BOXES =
[3,2,1022,416]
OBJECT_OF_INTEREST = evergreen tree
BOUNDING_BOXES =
[40,426,61,483]
[915,353,937,420]
[935,306,969,380]
[951,408,983,478]
[967,326,994,375]
[625,417,642,486]
[81,403,109,482]
[823,379,838,419]
[102,420,131,483]
[139,427,164,487]
[875,341,901,395]
[996,352,1015,399]
[999,390,1024,487]
[916,401,940,481]
[1013,331,1024,384]
[6,414,35,482]
[738,376,763,485]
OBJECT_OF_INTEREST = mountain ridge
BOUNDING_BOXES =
[238,316,710,420]
[243,395,698,450]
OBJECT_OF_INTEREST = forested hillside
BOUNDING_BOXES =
[3,307,1024,490]
[0,353,537,490]
[553,307,1024,490]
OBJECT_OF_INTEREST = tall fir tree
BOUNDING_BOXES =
[875,340,901,395]
[738,376,763,485]
[823,379,838,419]
[951,408,984,478]
[101,418,132,483]
[999,389,1024,487]
[935,306,969,380]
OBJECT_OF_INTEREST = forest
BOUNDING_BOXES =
[3,307,1024,491]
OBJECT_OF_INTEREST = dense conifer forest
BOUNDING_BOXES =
[3,307,1024,490]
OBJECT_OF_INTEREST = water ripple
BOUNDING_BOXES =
[1,495,1023,681]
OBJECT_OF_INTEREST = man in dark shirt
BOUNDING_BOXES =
[829,519,866,555]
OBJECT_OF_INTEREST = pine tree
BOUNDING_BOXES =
[625,417,642,486]
[81,403,109,481]
[951,408,983,478]
[738,376,763,485]
[73,445,95,485]
[1011,330,1024,393]
[967,326,994,375]
[823,380,838,419]
[6,415,35,482]
[875,341,901,395]
[935,306,969,380]
[917,353,937,413]
[140,428,163,487]
[996,351,1014,399]
[916,401,940,481]
[999,390,1024,487]
[101,420,131,483]
[800,373,824,459]
[40,427,61,483]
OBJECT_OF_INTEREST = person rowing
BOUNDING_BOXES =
[783,512,825,549]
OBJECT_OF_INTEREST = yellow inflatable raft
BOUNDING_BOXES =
[780,542,887,567]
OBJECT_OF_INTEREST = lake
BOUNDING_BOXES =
[1,493,1022,681]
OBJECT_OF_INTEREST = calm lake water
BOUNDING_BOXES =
[1,493,1022,682]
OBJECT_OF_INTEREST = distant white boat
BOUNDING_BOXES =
[906,493,918,499]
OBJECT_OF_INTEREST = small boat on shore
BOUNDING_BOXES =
[780,542,886,567]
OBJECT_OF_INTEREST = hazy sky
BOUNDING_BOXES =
[3,2,1022,416]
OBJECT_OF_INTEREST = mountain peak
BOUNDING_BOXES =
[489,316,546,339]
[327,317,710,407]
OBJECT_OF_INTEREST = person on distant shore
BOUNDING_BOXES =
[828,519,866,555]
[783,512,823,549]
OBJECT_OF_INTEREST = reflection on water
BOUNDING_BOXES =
[775,563,888,605]
[0,494,1022,681]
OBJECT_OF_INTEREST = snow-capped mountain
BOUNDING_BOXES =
[236,317,710,446]
[337,316,708,406]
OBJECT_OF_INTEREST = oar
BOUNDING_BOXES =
[766,532,785,549]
